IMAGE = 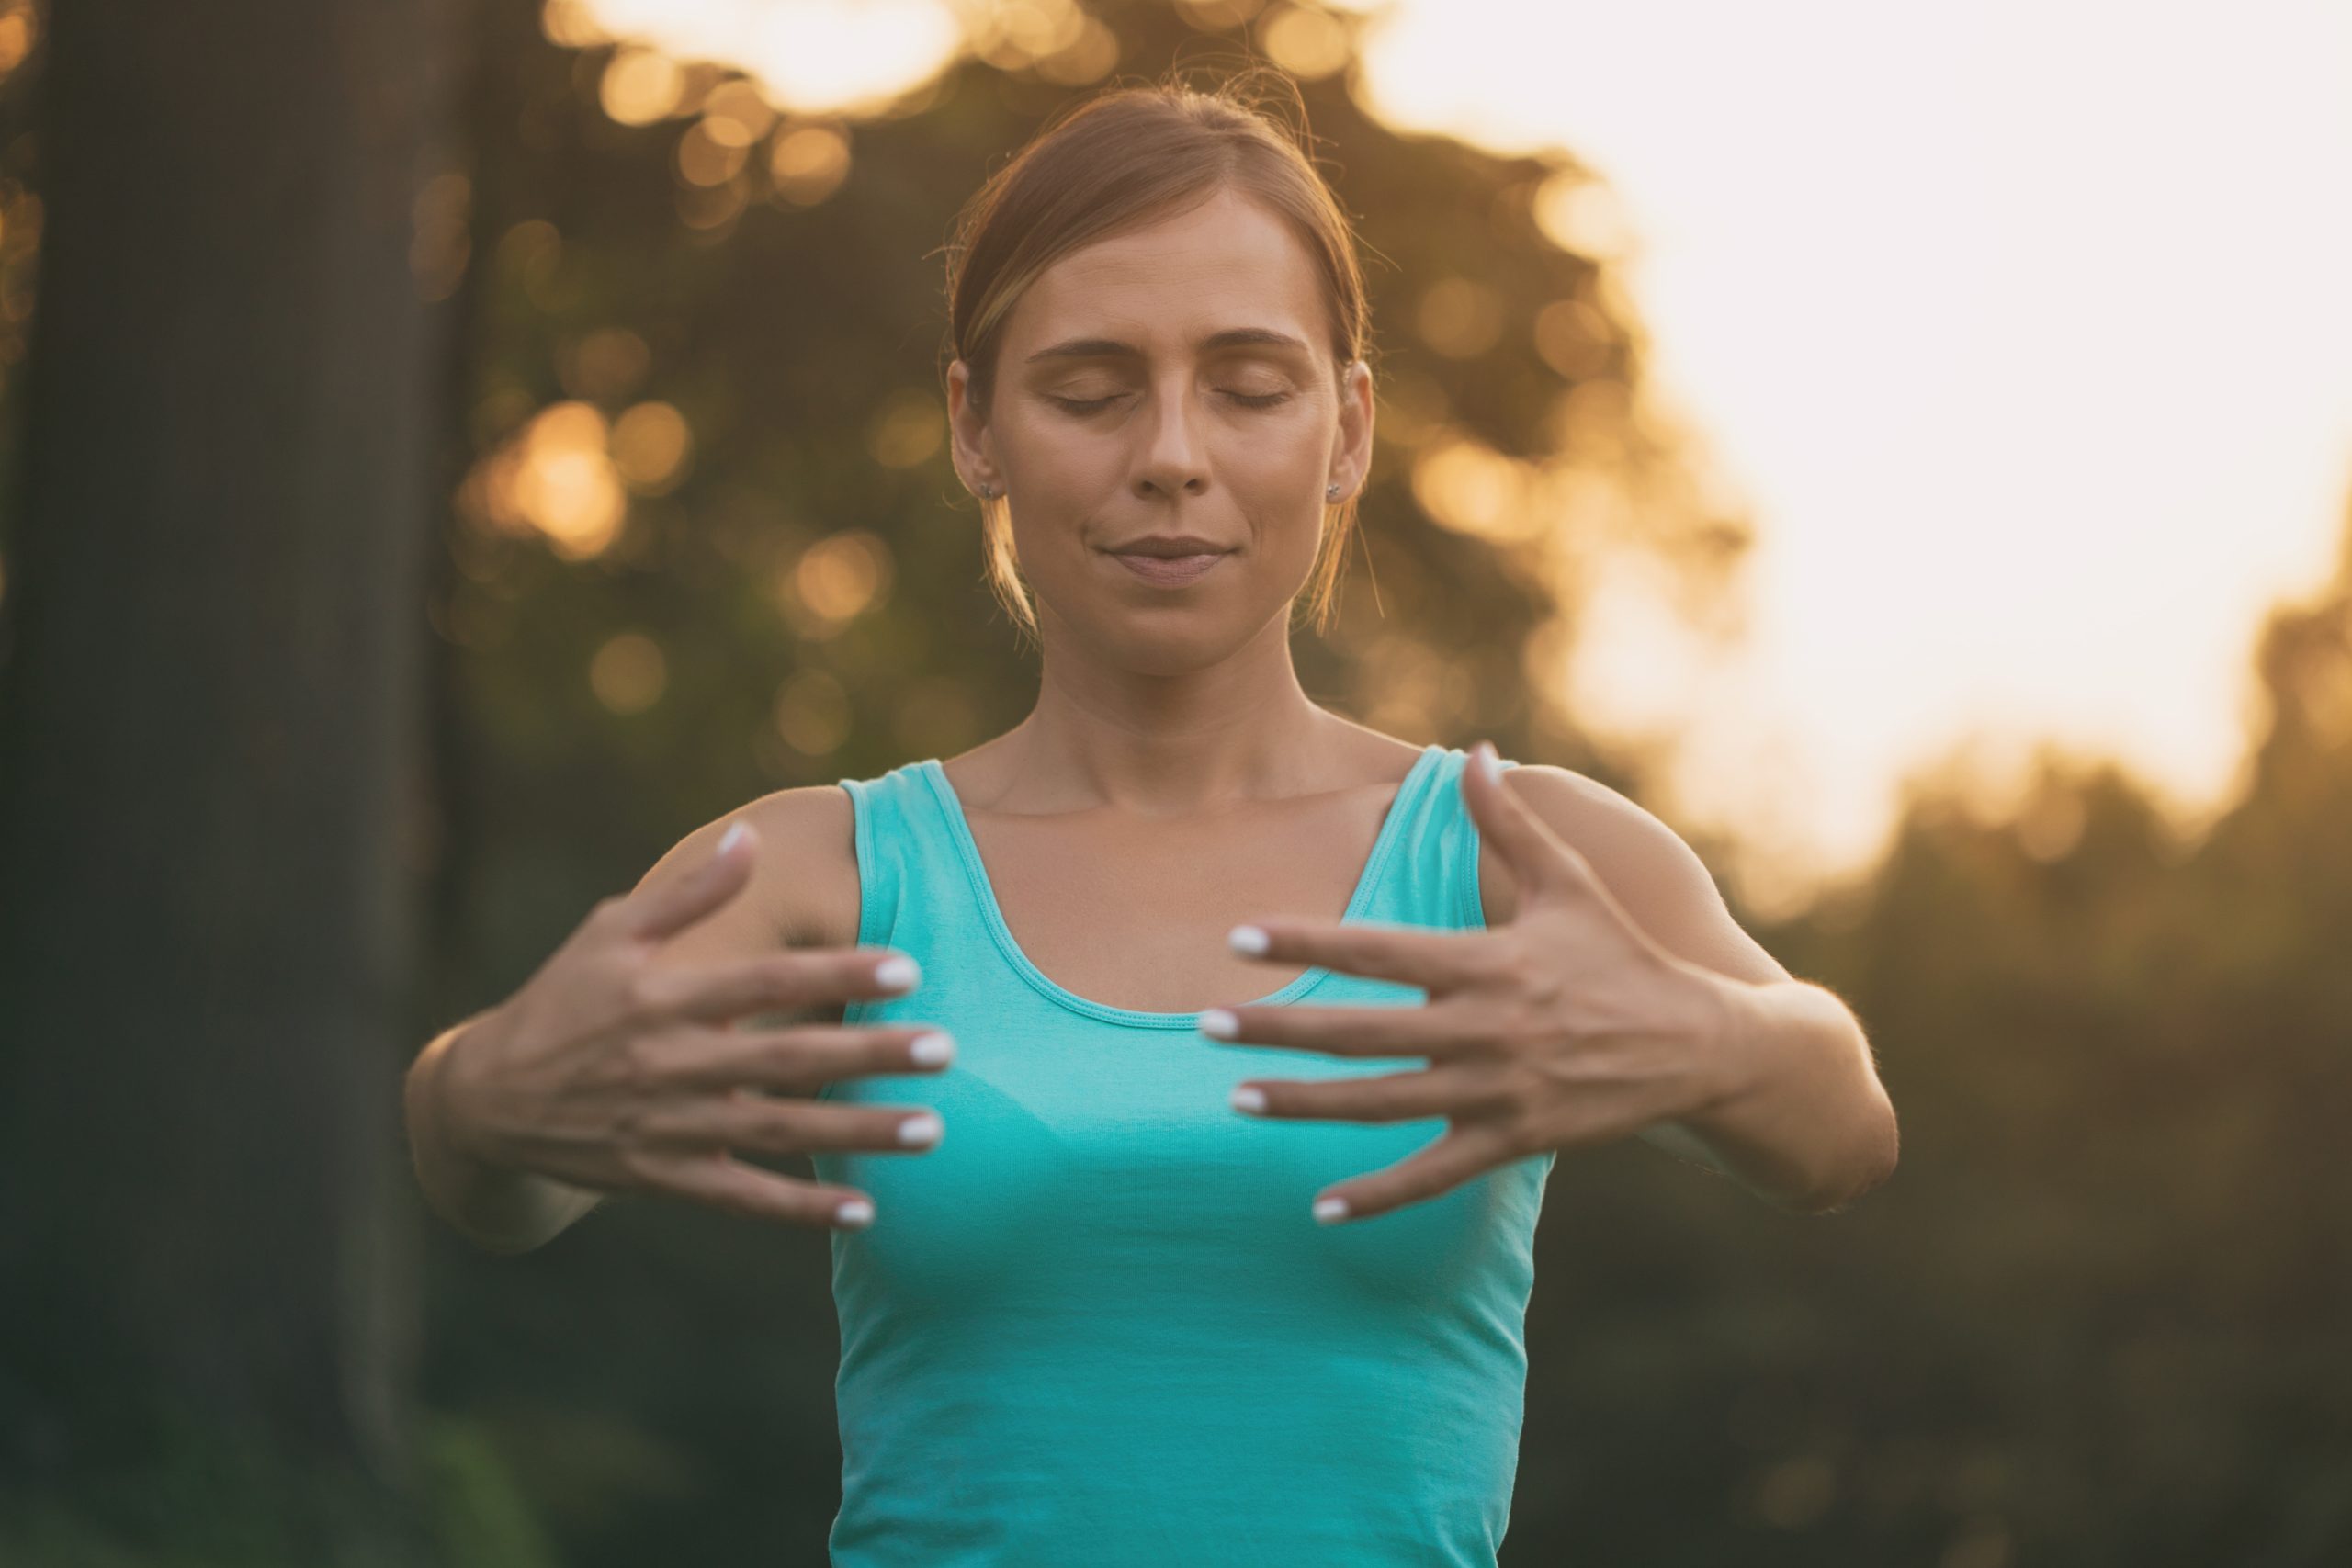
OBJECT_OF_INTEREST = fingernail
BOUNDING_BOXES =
[910,1032,955,1066]
[1476,741,1503,785]
[717,820,749,857]
[1198,1009,1238,1039]
[1230,1085,1266,1113]
[875,955,921,992]
[1227,924,1270,954]
[1314,1196,1351,1224]
[835,1199,874,1228]
[898,1112,944,1147]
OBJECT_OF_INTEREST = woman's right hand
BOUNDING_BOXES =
[426,822,948,1231]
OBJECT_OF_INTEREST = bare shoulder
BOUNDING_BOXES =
[738,783,862,951]
[1479,762,1789,987]
[629,783,861,965]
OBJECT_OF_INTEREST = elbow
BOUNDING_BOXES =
[1781,1101,1900,1217]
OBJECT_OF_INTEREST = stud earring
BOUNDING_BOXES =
[1325,481,1342,502]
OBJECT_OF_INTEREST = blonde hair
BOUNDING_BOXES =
[941,69,1378,649]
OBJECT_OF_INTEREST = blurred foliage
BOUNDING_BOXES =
[3,0,2346,1563]
[0,1404,554,1568]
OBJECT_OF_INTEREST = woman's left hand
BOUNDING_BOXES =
[1205,742,1744,1224]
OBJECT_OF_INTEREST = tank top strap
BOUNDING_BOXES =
[834,759,981,1027]
[1357,745,1522,933]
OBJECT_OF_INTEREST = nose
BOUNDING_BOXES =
[1132,375,1210,502]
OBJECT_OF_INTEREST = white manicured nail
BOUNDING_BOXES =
[1476,742,1504,784]
[835,1199,874,1228]
[1230,1085,1266,1114]
[1227,924,1270,954]
[910,1032,955,1066]
[875,955,921,992]
[1314,1196,1351,1224]
[898,1112,944,1147]
[717,820,749,857]
[1198,1009,1238,1039]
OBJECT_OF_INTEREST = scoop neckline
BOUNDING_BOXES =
[916,743,1446,1031]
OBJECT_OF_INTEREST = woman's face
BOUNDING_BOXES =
[947,187,1373,671]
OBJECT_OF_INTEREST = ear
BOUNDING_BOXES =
[946,359,1000,498]
[1329,357,1374,496]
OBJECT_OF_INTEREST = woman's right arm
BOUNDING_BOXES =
[402,791,947,1254]
[405,1006,604,1254]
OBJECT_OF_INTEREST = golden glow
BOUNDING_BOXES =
[1030,16,1121,86]
[565,328,651,400]
[1532,298,1612,380]
[769,125,852,207]
[773,669,854,755]
[559,0,2352,909]
[676,120,750,186]
[1530,170,1634,261]
[1171,0,1269,30]
[1258,5,1351,80]
[611,401,693,491]
[461,401,630,558]
[677,181,746,231]
[600,47,688,125]
[1415,276,1506,360]
[591,632,669,714]
[574,0,962,117]
[1410,433,1545,544]
[701,79,777,143]
[1374,369,1450,447]
[1547,378,1632,465]
[0,7,37,80]
[787,530,895,632]
[541,0,604,48]
[866,389,946,469]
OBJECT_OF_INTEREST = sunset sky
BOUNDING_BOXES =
[571,0,2352,911]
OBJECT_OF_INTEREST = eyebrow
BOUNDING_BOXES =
[1023,327,1311,364]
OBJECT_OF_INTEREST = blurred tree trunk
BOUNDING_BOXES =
[0,0,453,1552]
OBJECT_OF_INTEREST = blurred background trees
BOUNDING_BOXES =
[0,0,2345,1563]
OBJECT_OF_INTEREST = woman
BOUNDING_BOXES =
[406,75,1898,1567]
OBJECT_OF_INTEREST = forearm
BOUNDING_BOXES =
[404,1011,602,1254]
[1671,974,1897,1214]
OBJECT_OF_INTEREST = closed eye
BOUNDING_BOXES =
[1048,390,1293,415]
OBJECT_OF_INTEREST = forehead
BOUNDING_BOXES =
[1003,189,1328,360]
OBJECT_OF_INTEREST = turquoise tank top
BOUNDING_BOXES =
[811,742,1550,1566]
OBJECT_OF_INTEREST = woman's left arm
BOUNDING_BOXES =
[1213,744,1899,1224]
[1493,755,1898,1215]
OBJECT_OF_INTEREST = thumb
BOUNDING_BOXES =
[617,818,762,944]
[1461,740,1567,899]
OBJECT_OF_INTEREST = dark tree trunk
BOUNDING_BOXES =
[0,0,453,1549]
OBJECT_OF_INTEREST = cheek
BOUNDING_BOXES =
[998,411,1123,497]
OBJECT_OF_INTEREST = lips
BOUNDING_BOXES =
[1111,550,1227,587]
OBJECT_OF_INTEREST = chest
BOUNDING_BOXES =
[960,790,1433,1015]
[797,773,1516,1020]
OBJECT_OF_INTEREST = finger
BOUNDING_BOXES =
[655,1023,956,1094]
[635,1150,876,1230]
[1458,740,1582,905]
[613,818,763,945]
[636,1092,946,1158]
[1311,1121,1527,1225]
[635,946,922,1025]
[1225,917,1500,995]
[1200,998,1489,1059]
[1229,1061,1509,1124]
